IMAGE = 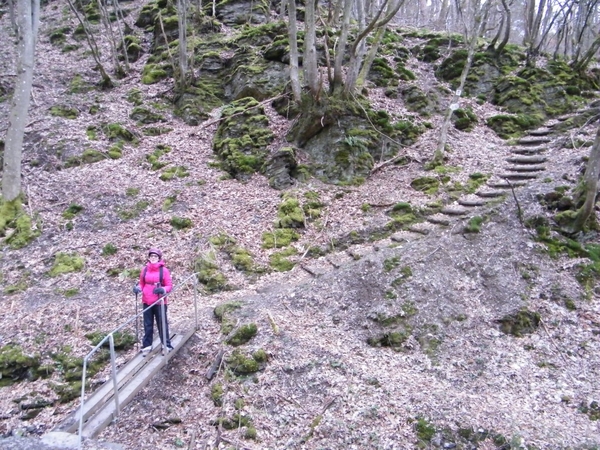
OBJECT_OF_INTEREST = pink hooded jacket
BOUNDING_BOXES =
[139,260,172,305]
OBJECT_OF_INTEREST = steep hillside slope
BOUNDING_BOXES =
[1,0,600,449]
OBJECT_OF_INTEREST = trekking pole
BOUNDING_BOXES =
[135,293,139,352]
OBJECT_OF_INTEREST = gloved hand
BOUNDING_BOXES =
[153,286,166,296]
[133,284,142,295]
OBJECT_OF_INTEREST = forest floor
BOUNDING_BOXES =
[1,1,600,449]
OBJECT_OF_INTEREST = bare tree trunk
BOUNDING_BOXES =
[287,0,301,102]
[66,0,113,87]
[177,0,189,92]
[568,124,600,234]
[331,0,353,94]
[432,0,489,167]
[8,0,18,33]
[303,0,319,96]
[96,0,124,77]
[3,0,39,202]
[493,0,511,57]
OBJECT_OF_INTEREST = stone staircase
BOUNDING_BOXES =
[299,113,575,276]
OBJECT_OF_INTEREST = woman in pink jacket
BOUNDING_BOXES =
[133,248,173,355]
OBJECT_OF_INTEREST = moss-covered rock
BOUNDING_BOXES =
[0,345,41,386]
[130,106,165,124]
[194,252,229,292]
[0,199,41,249]
[486,113,544,139]
[212,97,274,180]
[368,57,399,87]
[410,177,439,195]
[400,85,443,117]
[451,107,477,131]
[226,323,258,346]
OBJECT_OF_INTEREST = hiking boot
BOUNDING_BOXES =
[141,346,152,357]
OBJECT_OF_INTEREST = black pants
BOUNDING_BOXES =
[142,302,171,348]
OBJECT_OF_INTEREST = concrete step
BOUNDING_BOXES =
[458,196,486,207]
[504,164,546,172]
[390,230,425,243]
[476,189,506,198]
[517,136,551,145]
[426,214,451,226]
[555,114,575,122]
[510,146,547,155]
[440,205,470,216]
[528,128,552,136]
[497,172,539,180]
[487,180,527,189]
[505,155,547,164]
[408,222,438,235]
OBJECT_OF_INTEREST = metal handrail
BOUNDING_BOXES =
[76,273,200,447]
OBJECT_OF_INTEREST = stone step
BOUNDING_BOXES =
[458,196,486,207]
[528,128,552,136]
[476,189,506,198]
[390,230,425,243]
[555,114,574,122]
[440,205,470,216]
[408,222,438,235]
[517,136,552,145]
[505,155,547,164]
[487,180,527,189]
[426,214,451,226]
[504,164,546,172]
[497,172,539,180]
[510,146,547,155]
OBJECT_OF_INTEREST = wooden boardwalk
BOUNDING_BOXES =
[54,327,195,439]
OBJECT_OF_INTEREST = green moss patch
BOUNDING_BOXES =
[195,252,229,293]
[410,177,439,195]
[146,144,171,170]
[160,165,189,181]
[226,349,266,375]
[269,247,297,272]
[48,253,85,277]
[497,308,541,337]
[261,228,299,248]
[85,331,136,350]
[0,199,41,249]
[50,105,79,119]
[226,323,258,346]
[212,97,275,180]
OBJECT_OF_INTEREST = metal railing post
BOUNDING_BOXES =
[78,358,88,449]
[193,274,198,331]
[109,334,120,417]
[161,298,168,361]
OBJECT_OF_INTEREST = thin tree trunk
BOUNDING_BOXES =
[8,0,17,33]
[287,0,301,102]
[432,1,489,167]
[66,0,113,87]
[96,0,124,77]
[177,0,188,92]
[303,0,319,96]
[331,0,353,94]
[569,124,600,233]
[3,0,39,202]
